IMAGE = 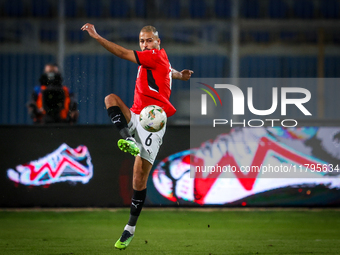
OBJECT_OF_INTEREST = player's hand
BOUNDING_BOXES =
[81,23,100,39]
[180,69,194,81]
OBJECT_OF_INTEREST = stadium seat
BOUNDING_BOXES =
[268,0,288,19]
[0,27,21,43]
[40,29,57,42]
[241,31,270,43]
[240,56,281,77]
[0,30,4,43]
[32,0,52,17]
[293,0,314,19]
[160,0,181,19]
[110,0,130,18]
[65,0,77,18]
[285,56,317,77]
[120,32,139,42]
[241,0,260,18]
[189,0,207,18]
[85,0,103,17]
[332,32,340,44]
[67,30,86,43]
[191,55,228,77]
[325,56,340,77]
[304,31,317,43]
[135,0,147,18]
[215,0,231,19]
[250,31,270,42]
[280,31,299,42]
[173,28,193,44]
[3,0,24,17]
[320,0,340,19]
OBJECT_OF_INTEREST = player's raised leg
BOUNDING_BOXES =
[105,94,139,156]
[115,156,152,249]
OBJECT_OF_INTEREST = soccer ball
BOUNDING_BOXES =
[139,105,167,132]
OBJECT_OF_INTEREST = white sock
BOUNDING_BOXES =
[124,224,136,234]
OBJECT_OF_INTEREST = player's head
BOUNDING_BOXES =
[139,26,160,51]
[44,63,59,73]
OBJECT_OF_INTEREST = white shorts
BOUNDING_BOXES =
[128,111,166,165]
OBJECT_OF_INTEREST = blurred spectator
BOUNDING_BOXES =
[27,63,78,124]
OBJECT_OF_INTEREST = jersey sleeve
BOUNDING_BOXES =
[134,50,159,69]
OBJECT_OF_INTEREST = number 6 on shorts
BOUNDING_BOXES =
[145,133,152,146]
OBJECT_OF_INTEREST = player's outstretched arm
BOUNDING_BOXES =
[172,69,194,81]
[81,23,137,64]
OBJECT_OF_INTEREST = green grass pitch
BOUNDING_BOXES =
[0,208,339,254]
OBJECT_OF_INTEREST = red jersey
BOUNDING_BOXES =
[131,48,176,117]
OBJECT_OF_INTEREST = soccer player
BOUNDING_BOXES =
[81,23,193,249]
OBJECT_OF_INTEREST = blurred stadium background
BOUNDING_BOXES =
[1,3,340,254]
[1,0,340,209]
[1,0,340,125]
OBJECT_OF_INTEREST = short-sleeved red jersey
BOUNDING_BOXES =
[130,48,176,117]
